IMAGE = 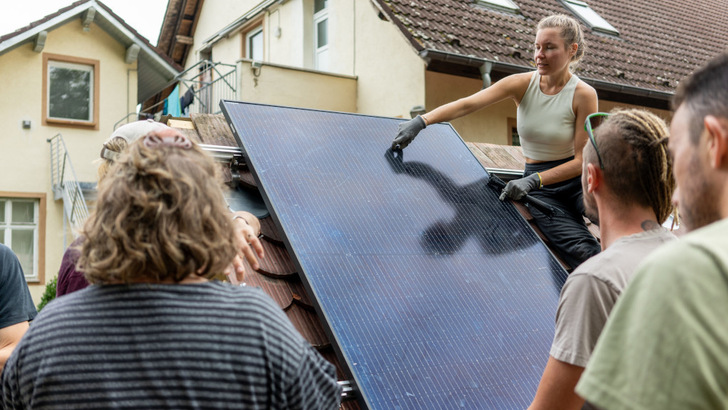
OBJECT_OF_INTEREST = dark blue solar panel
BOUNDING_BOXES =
[221,101,568,409]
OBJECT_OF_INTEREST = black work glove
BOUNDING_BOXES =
[391,116,426,150]
[499,173,541,201]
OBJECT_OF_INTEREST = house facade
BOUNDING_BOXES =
[151,0,728,144]
[0,0,179,302]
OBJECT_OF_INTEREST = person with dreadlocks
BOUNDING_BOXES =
[577,52,728,410]
[528,109,676,410]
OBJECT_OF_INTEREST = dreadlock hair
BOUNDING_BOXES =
[586,109,675,223]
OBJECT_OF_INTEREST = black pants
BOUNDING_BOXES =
[523,158,600,269]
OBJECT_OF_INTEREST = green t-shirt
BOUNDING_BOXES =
[576,218,728,409]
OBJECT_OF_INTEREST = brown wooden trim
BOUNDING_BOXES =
[0,192,47,285]
[241,17,264,59]
[42,53,100,130]
[507,117,518,145]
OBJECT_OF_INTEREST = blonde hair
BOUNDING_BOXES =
[96,137,129,182]
[79,136,237,284]
[537,14,587,68]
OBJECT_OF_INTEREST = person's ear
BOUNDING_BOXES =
[703,115,728,169]
[586,162,600,193]
[570,42,578,57]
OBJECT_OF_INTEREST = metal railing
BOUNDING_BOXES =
[113,60,238,128]
[177,60,237,115]
[48,133,90,237]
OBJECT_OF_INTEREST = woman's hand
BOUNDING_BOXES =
[392,116,426,150]
[226,211,265,285]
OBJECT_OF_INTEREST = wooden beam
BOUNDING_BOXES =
[175,35,194,45]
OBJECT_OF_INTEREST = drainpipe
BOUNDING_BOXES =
[479,61,493,89]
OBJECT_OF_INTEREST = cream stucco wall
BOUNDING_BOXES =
[426,71,518,144]
[238,60,356,112]
[599,100,672,123]
[353,0,425,118]
[0,20,139,304]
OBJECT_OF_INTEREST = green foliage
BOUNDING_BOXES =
[37,276,58,312]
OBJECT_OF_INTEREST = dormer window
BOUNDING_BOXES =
[561,0,619,36]
[475,0,520,14]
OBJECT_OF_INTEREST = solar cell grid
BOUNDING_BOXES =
[221,101,568,409]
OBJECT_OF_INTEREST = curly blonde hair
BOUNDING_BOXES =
[79,135,237,284]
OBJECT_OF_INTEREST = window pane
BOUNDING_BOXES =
[11,230,34,276]
[314,0,328,13]
[0,229,4,243]
[11,201,35,224]
[49,64,92,121]
[316,48,330,72]
[249,30,263,61]
[317,19,328,48]
[0,201,5,224]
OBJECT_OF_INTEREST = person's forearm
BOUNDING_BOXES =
[0,345,13,371]
[538,158,582,185]
[422,97,478,125]
[0,321,29,371]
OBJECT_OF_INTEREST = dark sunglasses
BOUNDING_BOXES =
[584,112,610,169]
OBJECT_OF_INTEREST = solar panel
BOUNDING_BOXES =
[221,101,568,409]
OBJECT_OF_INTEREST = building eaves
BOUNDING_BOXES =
[157,0,204,67]
[374,0,728,103]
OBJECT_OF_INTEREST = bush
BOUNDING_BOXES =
[37,276,57,312]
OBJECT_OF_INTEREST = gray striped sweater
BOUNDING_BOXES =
[1,282,341,409]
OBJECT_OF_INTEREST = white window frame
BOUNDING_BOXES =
[475,0,520,13]
[314,0,329,71]
[0,198,40,281]
[562,0,619,35]
[245,25,264,61]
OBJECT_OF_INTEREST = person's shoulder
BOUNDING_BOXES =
[629,226,723,289]
[0,242,17,262]
[573,77,597,98]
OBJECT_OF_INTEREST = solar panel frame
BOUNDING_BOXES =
[221,100,568,409]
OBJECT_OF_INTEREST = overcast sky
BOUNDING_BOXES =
[0,0,167,45]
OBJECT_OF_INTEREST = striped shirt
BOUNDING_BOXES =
[1,282,341,409]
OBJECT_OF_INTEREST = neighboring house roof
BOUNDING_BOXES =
[0,0,182,103]
[375,0,728,107]
[156,0,204,67]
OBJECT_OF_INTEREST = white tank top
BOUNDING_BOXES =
[517,72,578,161]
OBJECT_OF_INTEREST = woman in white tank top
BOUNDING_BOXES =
[392,14,601,269]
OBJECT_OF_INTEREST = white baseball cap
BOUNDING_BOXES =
[100,119,171,160]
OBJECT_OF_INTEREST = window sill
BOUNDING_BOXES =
[43,118,98,130]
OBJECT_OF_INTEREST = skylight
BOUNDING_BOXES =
[476,0,520,14]
[562,0,619,35]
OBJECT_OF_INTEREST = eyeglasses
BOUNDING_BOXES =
[584,112,610,170]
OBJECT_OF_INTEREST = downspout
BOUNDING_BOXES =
[479,61,493,89]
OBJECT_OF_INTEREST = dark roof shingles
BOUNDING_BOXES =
[378,0,728,93]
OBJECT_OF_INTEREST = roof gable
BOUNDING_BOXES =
[376,0,728,97]
[0,0,182,103]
